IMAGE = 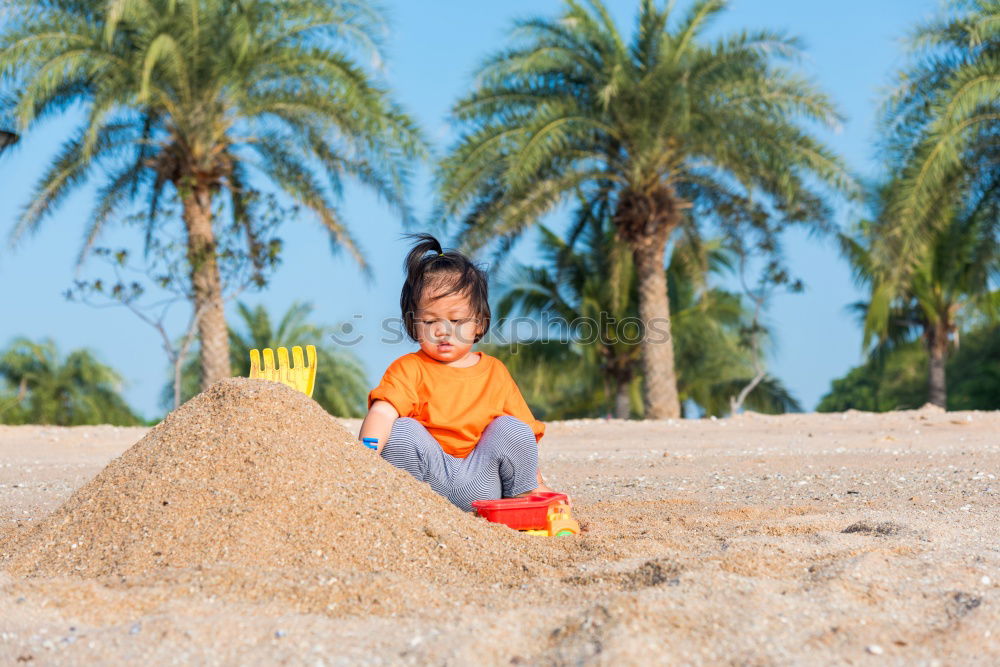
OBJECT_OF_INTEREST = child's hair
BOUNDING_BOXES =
[400,233,491,343]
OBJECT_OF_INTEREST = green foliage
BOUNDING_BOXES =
[438,0,851,254]
[0,0,426,265]
[486,214,800,418]
[845,1,999,407]
[818,324,1000,412]
[479,341,604,421]
[875,0,1000,289]
[438,0,849,416]
[816,342,928,412]
[166,301,368,417]
[0,337,142,425]
[2,0,426,390]
[841,177,998,405]
[947,323,1000,409]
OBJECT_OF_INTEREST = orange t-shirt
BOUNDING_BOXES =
[367,350,545,459]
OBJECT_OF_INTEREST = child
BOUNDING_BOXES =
[358,233,556,512]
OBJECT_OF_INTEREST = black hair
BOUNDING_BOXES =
[400,233,491,343]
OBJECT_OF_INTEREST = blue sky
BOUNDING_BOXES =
[0,0,941,418]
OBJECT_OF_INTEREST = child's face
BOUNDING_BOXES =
[414,285,482,365]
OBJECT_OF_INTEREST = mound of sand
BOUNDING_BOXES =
[5,379,539,596]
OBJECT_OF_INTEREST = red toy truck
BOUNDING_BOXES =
[472,492,580,536]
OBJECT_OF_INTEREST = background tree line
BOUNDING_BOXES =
[1,0,996,425]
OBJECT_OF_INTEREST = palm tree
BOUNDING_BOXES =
[665,244,800,417]
[818,318,1000,412]
[1,0,425,391]
[876,0,1000,275]
[494,222,639,418]
[843,180,998,407]
[438,0,849,418]
[0,337,141,425]
[169,301,368,417]
[491,216,799,418]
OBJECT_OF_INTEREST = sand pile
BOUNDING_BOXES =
[5,379,541,600]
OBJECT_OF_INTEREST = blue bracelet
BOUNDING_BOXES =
[362,437,378,450]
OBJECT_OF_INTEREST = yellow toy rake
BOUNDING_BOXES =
[248,345,318,397]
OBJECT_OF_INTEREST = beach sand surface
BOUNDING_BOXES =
[0,394,997,665]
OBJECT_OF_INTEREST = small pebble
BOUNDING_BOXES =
[129,623,141,635]
[275,630,287,639]
[866,645,884,655]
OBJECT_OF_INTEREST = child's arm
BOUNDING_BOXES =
[358,399,399,455]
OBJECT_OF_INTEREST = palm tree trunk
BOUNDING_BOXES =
[182,184,230,391]
[614,187,683,420]
[926,321,948,408]
[614,378,631,419]
[632,236,681,419]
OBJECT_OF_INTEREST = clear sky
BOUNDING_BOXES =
[0,0,942,419]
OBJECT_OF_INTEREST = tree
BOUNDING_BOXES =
[818,322,1000,412]
[667,244,801,417]
[439,0,849,418]
[875,0,1000,279]
[1,0,425,390]
[843,179,998,407]
[816,341,928,413]
[169,301,368,417]
[0,337,142,425]
[492,222,641,419]
[946,321,1000,409]
[66,196,283,410]
[489,215,800,419]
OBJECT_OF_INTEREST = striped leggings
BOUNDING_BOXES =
[380,416,538,512]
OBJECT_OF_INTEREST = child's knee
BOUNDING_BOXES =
[494,415,534,437]
[490,416,537,454]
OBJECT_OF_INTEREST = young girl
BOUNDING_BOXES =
[358,233,555,512]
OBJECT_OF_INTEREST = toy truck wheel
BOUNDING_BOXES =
[547,519,579,536]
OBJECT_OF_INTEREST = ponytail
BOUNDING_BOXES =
[403,232,444,278]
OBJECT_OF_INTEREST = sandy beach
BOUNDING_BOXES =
[1,393,997,665]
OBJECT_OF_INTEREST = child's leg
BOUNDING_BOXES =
[449,416,538,511]
[380,417,453,499]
